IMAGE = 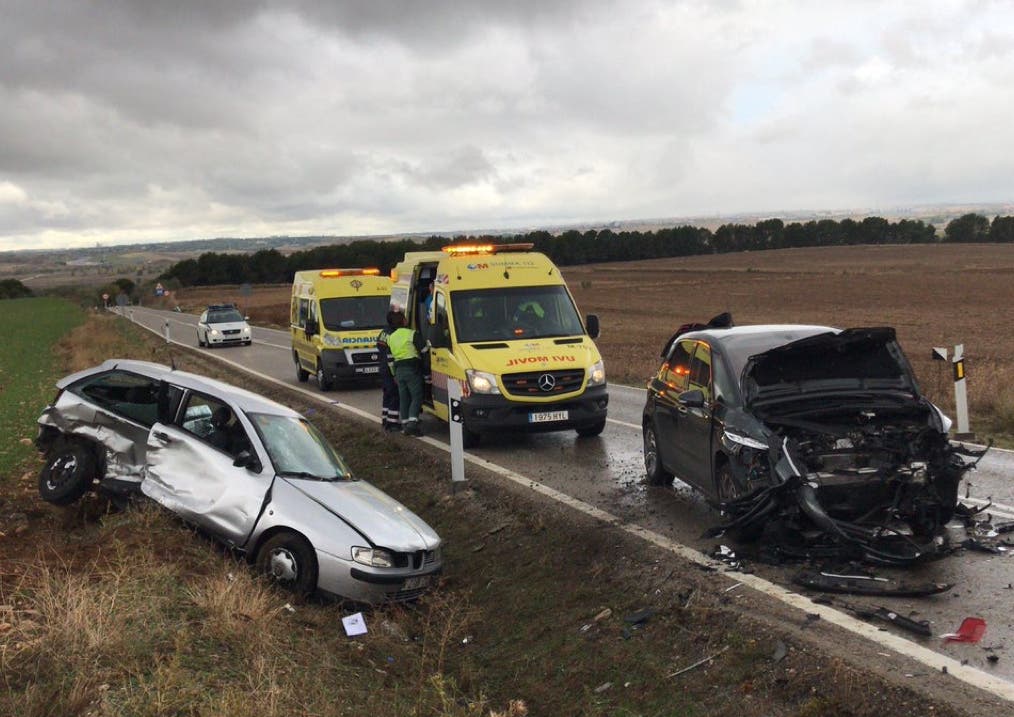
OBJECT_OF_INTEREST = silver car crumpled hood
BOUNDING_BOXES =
[283,477,440,552]
[38,400,145,482]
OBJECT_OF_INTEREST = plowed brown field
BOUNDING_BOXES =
[174,243,1014,440]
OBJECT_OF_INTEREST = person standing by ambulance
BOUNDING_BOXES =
[375,310,401,432]
[387,311,428,436]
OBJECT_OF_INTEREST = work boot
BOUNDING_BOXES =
[403,420,422,436]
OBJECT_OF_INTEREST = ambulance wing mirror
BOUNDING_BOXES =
[305,318,319,337]
[585,314,600,339]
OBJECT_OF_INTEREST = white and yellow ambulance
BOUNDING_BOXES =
[290,268,392,390]
[390,243,608,446]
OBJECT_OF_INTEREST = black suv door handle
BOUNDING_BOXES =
[153,431,171,443]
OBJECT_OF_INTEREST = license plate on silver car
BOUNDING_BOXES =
[403,575,431,590]
[528,410,568,424]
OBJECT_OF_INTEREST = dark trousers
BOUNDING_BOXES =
[394,362,424,423]
[381,371,400,427]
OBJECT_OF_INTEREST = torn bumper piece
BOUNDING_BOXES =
[707,438,987,567]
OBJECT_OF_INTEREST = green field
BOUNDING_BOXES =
[0,297,84,479]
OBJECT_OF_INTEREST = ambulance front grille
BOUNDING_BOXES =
[502,369,585,396]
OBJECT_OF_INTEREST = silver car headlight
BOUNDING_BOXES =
[587,360,605,386]
[723,430,768,450]
[466,369,500,394]
[209,329,220,336]
[322,334,343,347]
[352,546,394,568]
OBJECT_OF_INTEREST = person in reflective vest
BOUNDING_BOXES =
[375,311,401,432]
[387,311,428,436]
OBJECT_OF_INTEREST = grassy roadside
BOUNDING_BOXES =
[0,313,997,716]
[0,298,85,479]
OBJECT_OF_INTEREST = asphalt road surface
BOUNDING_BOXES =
[120,305,1014,697]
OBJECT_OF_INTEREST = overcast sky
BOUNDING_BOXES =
[2,0,1013,251]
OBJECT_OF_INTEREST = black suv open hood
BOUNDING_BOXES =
[743,327,919,406]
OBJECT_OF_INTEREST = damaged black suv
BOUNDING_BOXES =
[642,317,978,565]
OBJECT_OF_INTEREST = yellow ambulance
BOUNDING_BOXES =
[290,268,392,390]
[390,243,608,446]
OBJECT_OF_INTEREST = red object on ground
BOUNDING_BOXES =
[942,617,986,643]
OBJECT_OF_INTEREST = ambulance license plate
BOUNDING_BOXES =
[403,575,431,590]
[528,410,568,424]
[358,366,380,374]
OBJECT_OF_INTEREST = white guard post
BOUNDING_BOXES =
[952,344,972,439]
[933,344,973,440]
[163,319,171,344]
[447,379,466,488]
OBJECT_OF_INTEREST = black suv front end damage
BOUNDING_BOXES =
[711,400,987,566]
[707,327,987,565]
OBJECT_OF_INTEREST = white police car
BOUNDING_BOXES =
[197,304,252,347]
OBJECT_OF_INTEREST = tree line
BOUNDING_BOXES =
[158,212,1014,288]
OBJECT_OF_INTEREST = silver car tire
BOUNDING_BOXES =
[256,532,318,596]
[39,441,98,505]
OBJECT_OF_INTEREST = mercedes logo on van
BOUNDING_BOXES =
[538,373,556,392]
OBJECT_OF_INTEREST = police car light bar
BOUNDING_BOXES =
[319,268,381,278]
[441,243,535,255]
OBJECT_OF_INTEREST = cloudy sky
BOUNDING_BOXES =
[1,0,1012,251]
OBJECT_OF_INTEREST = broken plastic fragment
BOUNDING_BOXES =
[942,617,986,643]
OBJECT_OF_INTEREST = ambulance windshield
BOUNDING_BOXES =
[451,286,585,342]
[320,296,389,331]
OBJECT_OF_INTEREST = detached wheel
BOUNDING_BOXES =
[295,353,309,383]
[643,421,673,486]
[39,442,98,505]
[256,532,318,596]
[316,363,333,391]
[576,418,606,438]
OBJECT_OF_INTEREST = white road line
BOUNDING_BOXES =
[607,417,640,429]
[121,311,1014,702]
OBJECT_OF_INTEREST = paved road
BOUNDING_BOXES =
[122,305,1014,695]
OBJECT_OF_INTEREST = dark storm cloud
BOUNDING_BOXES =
[1,1,1014,249]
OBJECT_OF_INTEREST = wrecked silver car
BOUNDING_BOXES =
[643,320,982,565]
[36,359,442,602]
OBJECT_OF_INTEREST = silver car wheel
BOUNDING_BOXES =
[268,548,299,582]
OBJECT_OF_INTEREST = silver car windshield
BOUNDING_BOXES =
[248,414,352,481]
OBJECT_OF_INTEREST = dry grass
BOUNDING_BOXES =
[0,305,985,717]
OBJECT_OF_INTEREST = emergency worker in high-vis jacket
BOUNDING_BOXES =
[375,311,401,432]
[387,311,428,436]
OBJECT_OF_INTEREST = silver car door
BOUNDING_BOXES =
[141,421,271,548]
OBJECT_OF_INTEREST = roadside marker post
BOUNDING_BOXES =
[163,319,171,344]
[447,379,466,490]
[932,344,974,441]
